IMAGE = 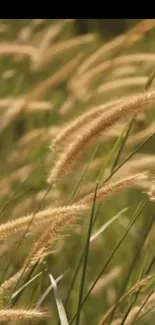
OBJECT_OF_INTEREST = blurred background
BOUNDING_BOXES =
[75,19,141,36]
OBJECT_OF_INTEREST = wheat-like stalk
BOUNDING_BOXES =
[0,173,147,298]
[36,33,97,70]
[71,54,155,100]
[0,308,48,322]
[48,91,155,183]
[0,204,87,240]
[51,97,125,152]
[97,76,147,95]
[76,19,155,75]
[99,275,153,325]
[78,173,148,205]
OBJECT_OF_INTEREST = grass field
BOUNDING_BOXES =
[0,19,155,325]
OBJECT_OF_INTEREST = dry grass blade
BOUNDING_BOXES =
[49,273,69,325]
[90,207,128,242]
[36,270,69,308]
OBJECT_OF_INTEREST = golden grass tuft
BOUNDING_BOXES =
[48,91,155,183]
[0,308,48,322]
[1,19,155,324]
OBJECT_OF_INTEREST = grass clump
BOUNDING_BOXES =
[0,19,155,325]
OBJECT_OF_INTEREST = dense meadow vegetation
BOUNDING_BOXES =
[0,19,155,325]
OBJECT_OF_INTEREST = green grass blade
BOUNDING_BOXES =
[75,182,99,325]
[114,212,155,325]
[69,199,149,325]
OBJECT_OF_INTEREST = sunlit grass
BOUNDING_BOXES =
[0,19,155,325]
